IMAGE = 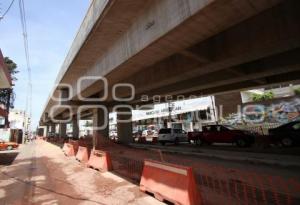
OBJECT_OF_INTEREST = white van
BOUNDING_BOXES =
[158,128,188,145]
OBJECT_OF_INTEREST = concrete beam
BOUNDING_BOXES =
[175,72,300,102]
[178,50,209,63]
[42,0,152,115]
[41,0,286,122]
[147,48,300,97]
[119,0,300,99]
[69,0,282,99]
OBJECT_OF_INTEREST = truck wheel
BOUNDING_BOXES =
[281,137,293,147]
[174,138,179,145]
[196,139,203,146]
[160,142,165,146]
[206,142,212,146]
[236,139,247,147]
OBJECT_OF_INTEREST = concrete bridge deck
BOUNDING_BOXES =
[40,0,300,145]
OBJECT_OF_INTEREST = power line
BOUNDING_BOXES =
[0,0,16,21]
[18,0,32,132]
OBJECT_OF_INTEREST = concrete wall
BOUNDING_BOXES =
[215,92,242,118]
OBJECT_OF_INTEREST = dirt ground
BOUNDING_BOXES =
[0,141,164,205]
[1,140,300,205]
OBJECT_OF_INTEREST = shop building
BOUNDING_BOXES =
[109,96,216,133]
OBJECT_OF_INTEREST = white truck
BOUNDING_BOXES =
[158,128,188,145]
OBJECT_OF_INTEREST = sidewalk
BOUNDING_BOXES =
[0,141,163,205]
[130,143,300,168]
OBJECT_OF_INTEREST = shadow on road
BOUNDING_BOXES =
[0,151,19,165]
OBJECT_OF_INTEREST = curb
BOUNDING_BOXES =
[129,144,300,169]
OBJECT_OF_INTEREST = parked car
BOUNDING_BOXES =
[132,130,142,137]
[188,130,202,145]
[158,128,188,145]
[132,130,142,142]
[188,125,255,147]
[0,140,19,151]
[268,120,300,147]
[142,130,149,138]
[142,129,158,141]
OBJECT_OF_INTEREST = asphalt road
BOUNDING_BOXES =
[128,142,300,204]
[136,140,300,155]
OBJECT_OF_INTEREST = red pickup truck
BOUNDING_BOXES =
[188,125,255,147]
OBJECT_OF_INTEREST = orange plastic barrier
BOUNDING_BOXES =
[140,160,201,205]
[75,146,89,163]
[87,149,112,171]
[62,143,68,153]
[58,138,64,144]
[62,143,75,157]
[69,140,79,154]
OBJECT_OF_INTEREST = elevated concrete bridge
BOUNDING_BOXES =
[40,0,300,145]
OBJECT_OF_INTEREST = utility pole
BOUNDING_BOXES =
[210,96,218,125]
[168,101,175,127]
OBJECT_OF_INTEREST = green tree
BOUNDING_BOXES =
[262,91,274,101]
[294,87,300,95]
[251,91,274,102]
[0,57,18,127]
[4,57,19,81]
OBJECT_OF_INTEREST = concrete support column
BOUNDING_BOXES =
[51,123,56,133]
[59,88,69,105]
[59,123,67,138]
[92,108,109,149]
[46,125,50,137]
[72,116,79,139]
[117,107,132,144]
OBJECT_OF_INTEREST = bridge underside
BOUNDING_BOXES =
[59,0,300,106]
[41,0,300,144]
[110,0,300,104]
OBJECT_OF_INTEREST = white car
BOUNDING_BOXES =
[158,128,188,145]
[109,131,118,141]
[142,130,149,137]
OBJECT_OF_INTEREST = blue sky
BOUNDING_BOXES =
[0,0,90,128]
